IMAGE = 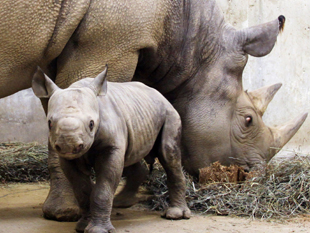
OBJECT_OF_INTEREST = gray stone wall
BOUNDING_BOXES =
[0,0,309,155]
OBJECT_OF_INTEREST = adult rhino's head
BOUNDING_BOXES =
[230,83,307,170]
[179,15,307,175]
[32,66,108,160]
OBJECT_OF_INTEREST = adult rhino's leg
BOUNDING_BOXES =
[43,143,80,221]
[40,99,80,221]
[113,161,149,208]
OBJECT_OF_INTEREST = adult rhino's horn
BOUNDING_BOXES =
[270,113,308,155]
[89,65,108,96]
[32,66,60,98]
[248,83,282,116]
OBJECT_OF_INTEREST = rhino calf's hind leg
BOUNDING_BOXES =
[113,161,148,208]
[158,111,191,219]
[42,143,80,221]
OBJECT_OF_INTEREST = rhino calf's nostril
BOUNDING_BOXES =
[55,145,61,152]
[72,144,84,154]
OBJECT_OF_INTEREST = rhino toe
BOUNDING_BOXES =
[163,206,191,220]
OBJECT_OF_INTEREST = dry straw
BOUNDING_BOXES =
[0,142,48,183]
[145,155,310,219]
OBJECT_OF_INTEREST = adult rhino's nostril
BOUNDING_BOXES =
[55,145,61,153]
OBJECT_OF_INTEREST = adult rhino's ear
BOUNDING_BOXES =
[32,66,60,98]
[89,65,108,96]
[238,16,285,57]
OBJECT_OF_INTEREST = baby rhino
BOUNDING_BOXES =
[32,66,190,233]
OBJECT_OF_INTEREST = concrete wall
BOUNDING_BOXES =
[0,89,48,144]
[0,0,309,155]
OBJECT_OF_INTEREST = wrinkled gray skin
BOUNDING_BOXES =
[32,66,191,233]
[0,0,307,220]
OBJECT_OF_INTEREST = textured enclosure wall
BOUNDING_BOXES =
[0,0,309,155]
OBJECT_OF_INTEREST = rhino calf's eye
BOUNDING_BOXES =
[48,120,52,130]
[245,116,253,127]
[89,120,94,131]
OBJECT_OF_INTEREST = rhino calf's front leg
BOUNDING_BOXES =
[84,150,124,233]
[59,157,93,232]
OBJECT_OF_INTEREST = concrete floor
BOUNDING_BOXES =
[1,183,310,233]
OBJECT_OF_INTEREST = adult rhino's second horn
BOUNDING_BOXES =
[248,83,282,116]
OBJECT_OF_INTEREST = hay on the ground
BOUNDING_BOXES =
[0,142,49,183]
[144,155,310,219]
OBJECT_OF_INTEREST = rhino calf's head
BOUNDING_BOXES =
[32,66,108,160]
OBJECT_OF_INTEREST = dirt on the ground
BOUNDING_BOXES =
[1,183,310,233]
[199,161,248,183]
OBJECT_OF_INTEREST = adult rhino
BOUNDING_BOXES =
[0,0,306,221]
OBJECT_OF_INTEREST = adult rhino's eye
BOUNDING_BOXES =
[48,120,52,130]
[89,120,94,131]
[245,116,253,127]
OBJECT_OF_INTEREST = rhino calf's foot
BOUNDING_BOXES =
[163,206,191,220]
[85,223,116,233]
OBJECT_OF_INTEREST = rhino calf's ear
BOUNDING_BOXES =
[89,65,108,96]
[32,66,60,98]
